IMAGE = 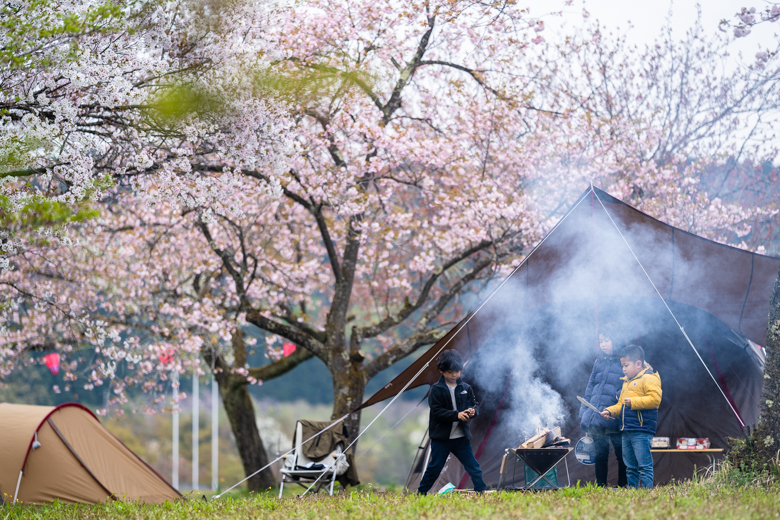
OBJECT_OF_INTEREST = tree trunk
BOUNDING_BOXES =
[216,372,275,492]
[753,267,780,464]
[330,353,367,445]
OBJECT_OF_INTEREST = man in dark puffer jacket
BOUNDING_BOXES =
[579,322,627,487]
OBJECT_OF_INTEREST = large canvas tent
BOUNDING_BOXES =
[360,187,780,490]
[0,403,180,504]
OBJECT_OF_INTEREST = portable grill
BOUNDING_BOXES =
[497,447,572,490]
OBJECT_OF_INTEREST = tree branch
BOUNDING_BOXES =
[248,346,315,381]
[246,311,325,358]
[381,14,436,123]
[363,256,497,378]
[196,220,248,310]
[239,168,344,283]
[365,328,447,379]
[361,239,494,339]
[418,60,564,116]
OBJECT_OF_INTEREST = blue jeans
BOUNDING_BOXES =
[622,431,654,488]
[418,437,486,494]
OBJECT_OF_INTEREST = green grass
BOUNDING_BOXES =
[4,480,780,520]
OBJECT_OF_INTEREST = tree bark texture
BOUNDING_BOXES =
[216,371,275,491]
[754,266,780,463]
[330,352,367,443]
[203,327,312,492]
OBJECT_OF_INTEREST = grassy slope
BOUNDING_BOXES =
[4,482,780,520]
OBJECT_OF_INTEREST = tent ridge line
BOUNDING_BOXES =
[356,186,593,411]
[46,417,119,502]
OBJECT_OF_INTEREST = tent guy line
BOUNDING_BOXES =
[355,393,428,463]
[216,184,590,499]
[591,187,746,428]
[212,413,351,499]
[298,193,593,497]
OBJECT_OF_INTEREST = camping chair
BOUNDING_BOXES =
[279,421,349,497]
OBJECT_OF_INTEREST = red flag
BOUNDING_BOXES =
[158,348,175,364]
[43,353,60,375]
[282,343,296,357]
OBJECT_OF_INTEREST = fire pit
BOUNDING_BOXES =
[497,446,573,490]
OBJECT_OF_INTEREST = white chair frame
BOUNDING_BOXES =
[278,421,347,498]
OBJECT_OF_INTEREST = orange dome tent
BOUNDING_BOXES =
[0,403,180,504]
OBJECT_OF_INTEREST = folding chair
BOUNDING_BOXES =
[278,421,349,497]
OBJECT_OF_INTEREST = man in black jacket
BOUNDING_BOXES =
[417,350,486,494]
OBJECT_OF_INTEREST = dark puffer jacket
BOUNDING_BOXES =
[428,376,478,441]
[579,353,623,433]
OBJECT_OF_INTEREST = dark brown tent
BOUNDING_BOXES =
[360,187,780,490]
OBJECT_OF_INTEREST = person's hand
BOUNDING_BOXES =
[466,408,475,417]
[600,410,611,419]
[624,397,632,407]
[458,411,469,421]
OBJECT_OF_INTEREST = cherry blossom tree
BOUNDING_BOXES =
[548,18,780,246]
[715,3,780,472]
[5,0,780,491]
[719,4,780,38]
[1,0,293,282]
[2,0,297,490]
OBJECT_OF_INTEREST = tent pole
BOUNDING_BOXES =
[212,375,218,491]
[193,371,199,491]
[12,470,22,504]
[172,371,179,490]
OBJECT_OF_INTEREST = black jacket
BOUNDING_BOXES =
[428,376,478,441]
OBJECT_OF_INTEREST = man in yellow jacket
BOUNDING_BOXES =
[600,344,662,489]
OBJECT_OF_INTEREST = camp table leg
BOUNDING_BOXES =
[279,476,284,499]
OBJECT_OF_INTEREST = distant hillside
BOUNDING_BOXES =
[0,349,428,408]
[246,348,427,405]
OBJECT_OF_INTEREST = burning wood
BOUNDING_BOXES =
[519,427,570,449]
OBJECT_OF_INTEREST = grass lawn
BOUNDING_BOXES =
[4,480,780,520]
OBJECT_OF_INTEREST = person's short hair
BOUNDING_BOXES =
[598,322,627,350]
[619,344,645,363]
[437,350,463,373]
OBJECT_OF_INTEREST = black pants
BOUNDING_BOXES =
[593,432,627,487]
[418,437,487,494]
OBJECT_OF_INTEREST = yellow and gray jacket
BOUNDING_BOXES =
[605,366,662,434]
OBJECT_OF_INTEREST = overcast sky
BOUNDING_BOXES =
[526,0,779,61]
